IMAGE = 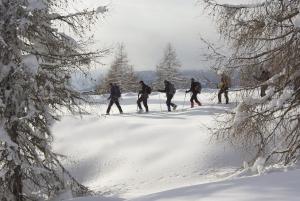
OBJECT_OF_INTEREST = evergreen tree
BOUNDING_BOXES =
[155,43,185,89]
[100,44,139,93]
[0,0,107,200]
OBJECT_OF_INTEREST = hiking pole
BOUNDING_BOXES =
[137,93,140,112]
[182,92,187,111]
[158,92,162,112]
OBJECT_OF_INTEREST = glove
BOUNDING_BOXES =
[185,91,188,93]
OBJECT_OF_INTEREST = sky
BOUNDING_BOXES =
[77,0,219,72]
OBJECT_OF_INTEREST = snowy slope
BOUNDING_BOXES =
[52,89,300,201]
[128,169,300,201]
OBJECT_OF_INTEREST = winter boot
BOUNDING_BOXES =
[191,102,194,108]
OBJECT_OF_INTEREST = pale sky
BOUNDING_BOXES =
[78,0,219,71]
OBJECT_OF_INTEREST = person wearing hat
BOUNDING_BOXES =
[137,80,151,113]
[218,73,230,104]
[158,80,177,112]
[186,78,202,108]
[106,83,123,115]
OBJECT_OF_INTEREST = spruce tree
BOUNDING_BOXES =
[155,43,185,89]
[0,0,107,200]
[100,44,139,93]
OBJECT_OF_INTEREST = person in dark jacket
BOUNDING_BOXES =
[106,83,123,115]
[158,80,177,112]
[218,73,230,104]
[186,78,202,108]
[254,69,270,97]
[137,81,150,112]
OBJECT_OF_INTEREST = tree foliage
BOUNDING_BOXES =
[155,43,186,88]
[0,0,107,200]
[201,0,300,165]
[99,44,139,93]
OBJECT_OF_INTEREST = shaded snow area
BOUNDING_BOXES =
[52,89,300,201]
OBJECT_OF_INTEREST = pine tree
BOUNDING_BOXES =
[100,44,139,93]
[155,43,185,89]
[0,0,107,200]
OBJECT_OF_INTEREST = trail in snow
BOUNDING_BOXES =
[53,89,249,199]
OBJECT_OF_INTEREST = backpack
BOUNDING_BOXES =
[223,75,231,88]
[145,85,152,94]
[194,82,202,93]
[113,85,121,98]
[169,83,176,95]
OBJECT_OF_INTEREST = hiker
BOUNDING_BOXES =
[137,81,151,113]
[186,78,202,108]
[106,83,123,115]
[254,69,270,97]
[218,73,230,104]
[158,80,177,112]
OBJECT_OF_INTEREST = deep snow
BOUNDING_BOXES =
[52,89,300,201]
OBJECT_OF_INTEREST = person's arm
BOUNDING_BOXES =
[186,84,192,93]
[159,86,167,93]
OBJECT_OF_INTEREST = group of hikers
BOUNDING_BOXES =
[106,74,232,115]
[105,69,271,115]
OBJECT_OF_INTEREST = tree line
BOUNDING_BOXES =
[97,43,186,93]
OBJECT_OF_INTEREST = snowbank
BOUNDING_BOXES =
[52,90,300,201]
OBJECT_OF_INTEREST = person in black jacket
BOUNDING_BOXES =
[218,73,230,104]
[106,83,123,115]
[253,69,270,97]
[137,81,150,112]
[158,80,177,112]
[186,78,202,108]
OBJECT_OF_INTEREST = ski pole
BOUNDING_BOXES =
[182,92,187,111]
[159,93,162,112]
[137,93,140,112]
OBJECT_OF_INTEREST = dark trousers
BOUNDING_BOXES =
[166,94,176,111]
[261,85,268,97]
[106,98,123,114]
[190,92,201,107]
[218,88,229,104]
[137,94,149,112]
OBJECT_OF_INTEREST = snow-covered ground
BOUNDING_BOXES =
[52,89,300,201]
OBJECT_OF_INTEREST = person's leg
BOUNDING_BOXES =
[137,96,143,110]
[142,96,149,112]
[218,89,223,103]
[166,95,172,111]
[169,94,177,109]
[190,95,194,108]
[115,99,123,113]
[261,85,267,97]
[106,99,114,114]
[224,89,229,104]
[193,93,201,106]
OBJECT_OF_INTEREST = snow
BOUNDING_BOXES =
[128,169,300,201]
[26,0,47,11]
[294,14,300,28]
[0,122,18,148]
[22,54,39,75]
[0,35,7,47]
[96,6,108,14]
[51,89,300,201]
